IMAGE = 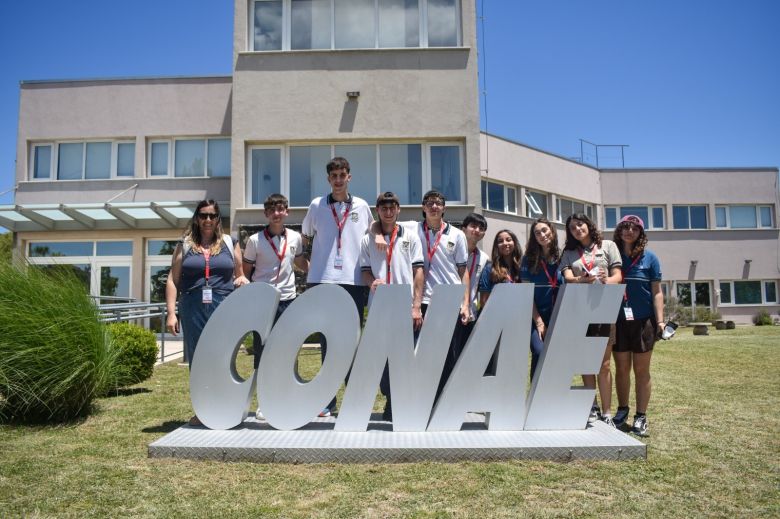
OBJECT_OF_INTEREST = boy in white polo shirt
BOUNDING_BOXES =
[302,156,373,416]
[360,192,424,420]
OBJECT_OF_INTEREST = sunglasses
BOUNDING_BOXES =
[424,200,444,208]
[197,212,219,220]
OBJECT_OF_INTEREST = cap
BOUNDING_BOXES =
[618,214,645,229]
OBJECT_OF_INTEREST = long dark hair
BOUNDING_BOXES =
[563,213,602,250]
[490,229,522,283]
[525,218,560,274]
[183,199,224,255]
[613,221,648,259]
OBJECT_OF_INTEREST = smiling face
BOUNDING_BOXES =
[465,222,486,245]
[619,222,641,246]
[196,204,219,237]
[496,231,515,258]
[264,203,288,226]
[533,222,554,249]
[327,167,351,198]
[422,197,445,221]
[568,218,591,245]
[377,202,399,229]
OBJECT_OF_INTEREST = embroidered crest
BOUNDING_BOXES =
[289,245,297,255]
[401,240,410,252]
[446,241,455,251]
[350,211,359,223]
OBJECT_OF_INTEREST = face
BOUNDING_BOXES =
[496,232,515,257]
[620,223,641,245]
[465,222,486,243]
[327,168,351,195]
[533,223,554,248]
[264,204,288,225]
[568,218,590,244]
[423,198,445,219]
[196,204,219,234]
[377,203,399,227]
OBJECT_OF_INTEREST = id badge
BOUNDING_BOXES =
[202,287,213,304]
[623,306,634,320]
[334,255,343,270]
[589,267,602,284]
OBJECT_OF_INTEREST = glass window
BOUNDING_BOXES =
[147,240,180,256]
[379,0,420,48]
[619,206,649,227]
[35,264,91,290]
[672,206,689,229]
[652,207,664,229]
[729,206,757,229]
[334,144,377,202]
[526,191,547,218]
[695,282,710,307]
[85,142,111,179]
[605,207,617,229]
[427,0,458,47]
[250,148,282,205]
[33,145,51,179]
[100,266,130,299]
[760,206,772,227]
[379,143,422,205]
[507,186,517,213]
[291,0,331,49]
[96,241,133,256]
[690,205,707,229]
[289,145,331,207]
[254,0,283,51]
[719,282,731,304]
[207,138,231,177]
[175,139,205,177]
[29,241,93,257]
[673,205,707,229]
[676,283,691,307]
[117,143,135,177]
[715,206,727,228]
[480,180,487,209]
[764,281,777,303]
[335,0,376,49]
[486,182,504,212]
[429,145,461,202]
[150,142,169,176]
[58,143,83,180]
[734,281,761,305]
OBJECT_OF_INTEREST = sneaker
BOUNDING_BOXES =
[255,410,265,420]
[631,414,649,437]
[613,406,630,429]
[600,414,616,428]
[588,405,601,424]
[318,408,331,418]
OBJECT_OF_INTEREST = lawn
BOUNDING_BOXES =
[1,327,778,518]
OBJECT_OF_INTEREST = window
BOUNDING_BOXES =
[676,281,711,309]
[605,205,665,229]
[116,142,135,177]
[715,205,774,229]
[556,197,593,223]
[719,280,779,305]
[30,140,136,181]
[525,190,548,219]
[32,144,52,179]
[672,205,707,229]
[252,0,460,51]
[148,138,230,178]
[248,141,461,207]
[481,180,516,214]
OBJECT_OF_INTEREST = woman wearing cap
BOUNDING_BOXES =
[611,215,663,437]
[559,213,622,427]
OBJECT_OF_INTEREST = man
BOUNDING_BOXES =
[302,157,373,417]
[359,191,424,421]
[457,212,490,354]
[243,193,308,372]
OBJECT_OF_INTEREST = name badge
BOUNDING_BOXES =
[588,267,602,283]
[202,287,213,304]
[334,255,343,270]
[623,306,634,320]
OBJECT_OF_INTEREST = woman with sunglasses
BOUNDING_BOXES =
[520,218,562,379]
[611,215,663,437]
[166,200,248,425]
[560,213,622,427]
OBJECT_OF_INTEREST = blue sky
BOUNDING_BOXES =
[1,0,778,207]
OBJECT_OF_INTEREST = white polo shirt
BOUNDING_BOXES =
[243,228,303,301]
[466,248,490,317]
[302,193,373,285]
[414,221,469,304]
[359,224,424,308]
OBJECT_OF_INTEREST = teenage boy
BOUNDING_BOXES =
[302,157,373,417]
[359,192,424,420]
[458,213,489,348]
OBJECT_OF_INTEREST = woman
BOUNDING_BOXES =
[520,218,563,378]
[612,215,663,437]
[165,200,248,425]
[559,213,622,427]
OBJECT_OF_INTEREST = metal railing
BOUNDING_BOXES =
[95,299,177,364]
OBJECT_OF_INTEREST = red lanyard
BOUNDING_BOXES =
[384,225,399,284]
[424,221,445,265]
[264,228,288,282]
[540,260,558,289]
[330,200,352,255]
[621,254,643,302]
[579,245,599,272]
[203,249,211,285]
[468,250,478,278]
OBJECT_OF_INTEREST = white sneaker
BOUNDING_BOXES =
[255,410,265,420]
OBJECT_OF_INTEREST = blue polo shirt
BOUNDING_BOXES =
[478,263,521,297]
[519,256,562,324]
[620,249,662,320]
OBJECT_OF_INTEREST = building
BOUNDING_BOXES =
[1,0,777,323]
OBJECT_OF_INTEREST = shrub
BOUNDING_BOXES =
[0,263,118,422]
[753,310,774,326]
[107,322,158,388]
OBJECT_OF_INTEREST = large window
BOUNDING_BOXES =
[720,280,778,305]
[252,0,460,51]
[525,190,548,219]
[148,138,230,178]
[30,141,135,181]
[556,197,594,223]
[248,142,459,207]
[672,205,708,230]
[715,205,774,229]
[676,281,711,309]
[481,180,516,214]
[605,205,664,230]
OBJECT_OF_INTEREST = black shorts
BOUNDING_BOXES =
[614,318,657,354]
[586,323,615,348]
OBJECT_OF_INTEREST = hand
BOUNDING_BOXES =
[459,303,471,325]
[166,314,180,336]
[370,278,386,293]
[596,267,607,284]
[412,305,423,330]
[580,272,595,284]
[657,322,665,337]
[374,232,388,252]
[536,321,546,339]
[234,275,250,287]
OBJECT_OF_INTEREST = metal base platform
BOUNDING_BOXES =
[148,413,646,463]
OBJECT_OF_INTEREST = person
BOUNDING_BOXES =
[165,199,249,426]
[478,229,522,375]
[559,213,622,427]
[302,157,373,417]
[461,212,490,327]
[242,193,308,374]
[359,192,424,420]
[520,218,563,379]
[611,215,663,437]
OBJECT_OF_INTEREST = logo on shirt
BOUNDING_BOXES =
[350,211,359,223]
[446,240,455,252]
[401,240,410,253]
[289,245,297,255]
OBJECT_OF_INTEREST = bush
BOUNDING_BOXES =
[665,297,720,326]
[107,322,158,388]
[753,310,774,326]
[0,263,118,422]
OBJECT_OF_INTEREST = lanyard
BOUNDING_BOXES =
[579,245,599,272]
[264,228,288,282]
[540,260,558,289]
[468,250,479,278]
[329,200,352,256]
[384,225,399,284]
[203,248,211,286]
[621,253,643,302]
[424,221,445,266]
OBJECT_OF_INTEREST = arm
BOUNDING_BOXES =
[362,269,383,292]
[294,254,309,272]
[459,265,471,324]
[562,267,595,284]
[412,265,424,330]
[479,290,490,308]
[165,244,183,335]
[233,241,249,287]
[606,266,622,284]
[651,280,665,335]
[369,220,388,252]
[532,303,547,339]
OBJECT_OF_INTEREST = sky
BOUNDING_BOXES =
[0,0,778,207]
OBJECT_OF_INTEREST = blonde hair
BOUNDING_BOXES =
[183,200,225,256]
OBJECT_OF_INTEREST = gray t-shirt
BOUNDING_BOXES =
[559,239,622,278]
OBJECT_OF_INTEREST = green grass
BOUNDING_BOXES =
[1,327,779,518]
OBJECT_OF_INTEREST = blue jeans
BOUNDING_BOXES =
[253,298,294,369]
[179,289,229,367]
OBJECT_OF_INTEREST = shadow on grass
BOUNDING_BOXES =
[142,420,186,434]
[103,387,153,398]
